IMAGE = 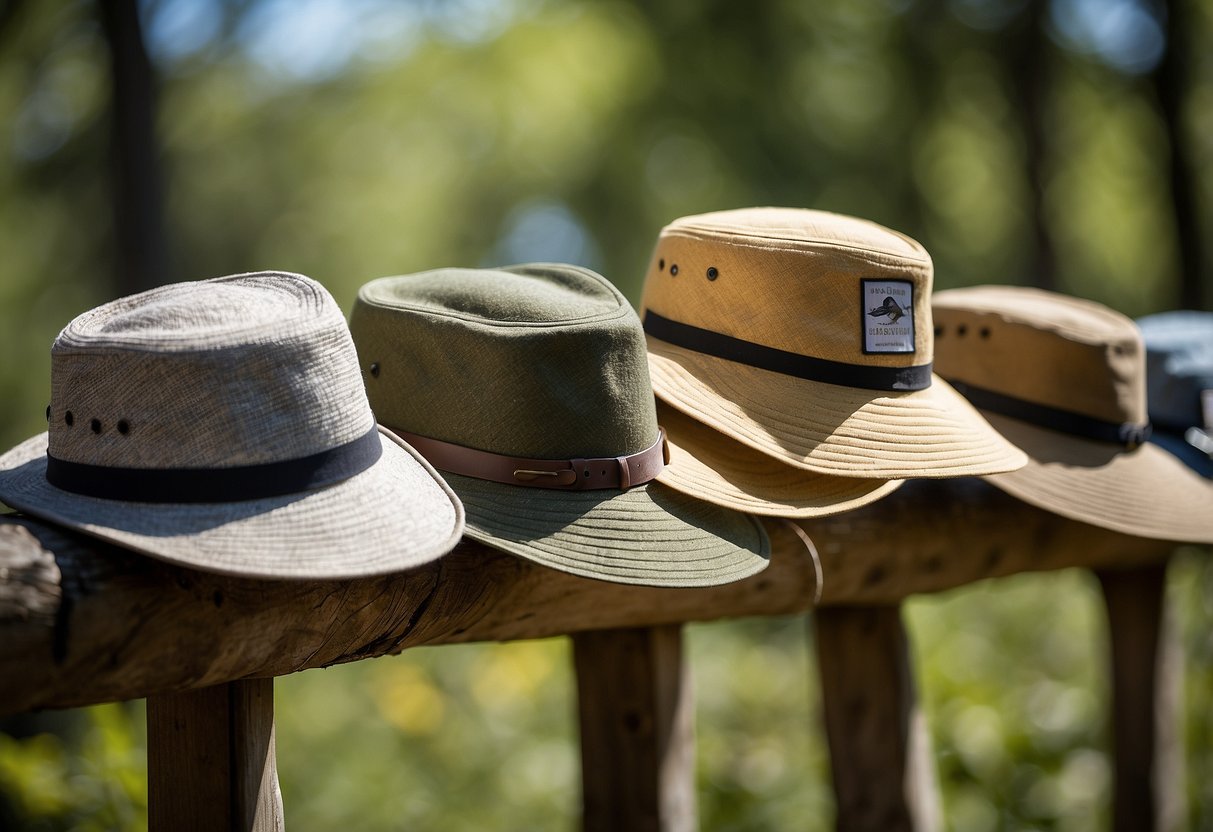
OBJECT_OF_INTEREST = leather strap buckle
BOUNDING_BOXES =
[391,427,668,492]
[512,469,578,485]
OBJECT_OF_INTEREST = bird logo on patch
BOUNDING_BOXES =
[868,295,909,323]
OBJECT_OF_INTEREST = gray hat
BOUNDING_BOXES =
[1138,311,1213,477]
[0,272,465,579]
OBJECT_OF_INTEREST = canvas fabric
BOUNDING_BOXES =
[349,263,770,587]
[934,286,1213,543]
[640,207,1027,478]
[655,402,904,517]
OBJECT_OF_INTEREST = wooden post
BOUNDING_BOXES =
[572,625,696,832]
[1097,562,1183,832]
[814,605,939,832]
[147,678,284,832]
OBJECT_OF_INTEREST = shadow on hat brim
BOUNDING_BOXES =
[980,412,1213,544]
[647,337,1027,479]
[0,428,465,579]
[443,472,770,587]
[656,403,903,517]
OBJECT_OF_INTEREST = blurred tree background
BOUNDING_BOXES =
[0,0,1211,829]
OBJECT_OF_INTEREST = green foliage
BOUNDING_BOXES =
[910,571,1111,831]
[0,705,146,831]
[1,0,1211,827]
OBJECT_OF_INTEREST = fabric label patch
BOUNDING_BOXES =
[861,279,915,354]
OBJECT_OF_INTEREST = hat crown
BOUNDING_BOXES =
[933,286,1146,425]
[1137,311,1213,431]
[639,207,935,368]
[48,272,375,468]
[350,264,660,459]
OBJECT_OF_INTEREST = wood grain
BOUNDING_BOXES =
[1098,563,1182,832]
[573,626,695,832]
[0,517,817,715]
[799,480,1175,606]
[0,478,1178,715]
[147,678,284,831]
[814,606,939,831]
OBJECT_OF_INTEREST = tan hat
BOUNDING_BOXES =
[934,285,1213,544]
[0,272,465,578]
[655,402,904,517]
[641,207,1027,479]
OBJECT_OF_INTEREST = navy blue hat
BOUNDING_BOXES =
[1137,311,1213,478]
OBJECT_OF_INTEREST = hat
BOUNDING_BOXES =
[1137,311,1213,478]
[655,401,904,517]
[640,207,1027,478]
[349,263,770,587]
[0,272,465,579]
[933,286,1213,544]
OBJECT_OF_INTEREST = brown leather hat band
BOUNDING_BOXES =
[392,428,669,491]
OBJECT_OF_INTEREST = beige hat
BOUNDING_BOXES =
[641,207,1027,479]
[0,272,465,578]
[655,402,904,517]
[934,285,1213,544]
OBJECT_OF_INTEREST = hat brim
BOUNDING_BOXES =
[443,472,770,587]
[647,336,1027,478]
[0,427,465,579]
[980,412,1213,544]
[655,403,903,517]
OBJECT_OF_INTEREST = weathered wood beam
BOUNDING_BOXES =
[800,479,1175,605]
[0,479,1177,715]
[573,625,695,832]
[0,516,817,715]
[814,606,939,831]
[1098,563,1184,832]
[147,678,283,832]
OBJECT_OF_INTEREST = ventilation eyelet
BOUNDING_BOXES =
[90,418,102,434]
[117,420,130,435]
[669,264,679,276]
[706,267,719,281]
[369,363,380,378]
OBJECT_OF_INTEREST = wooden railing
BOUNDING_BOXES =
[0,478,1186,831]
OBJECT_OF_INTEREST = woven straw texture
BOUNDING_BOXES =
[655,402,903,517]
[0,428,466,577]
[0,272,464,578]
[640,207,1026,478]
[935,286,1213,543]
[350,264,771,587]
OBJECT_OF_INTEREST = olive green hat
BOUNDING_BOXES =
[349,263,771,587]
